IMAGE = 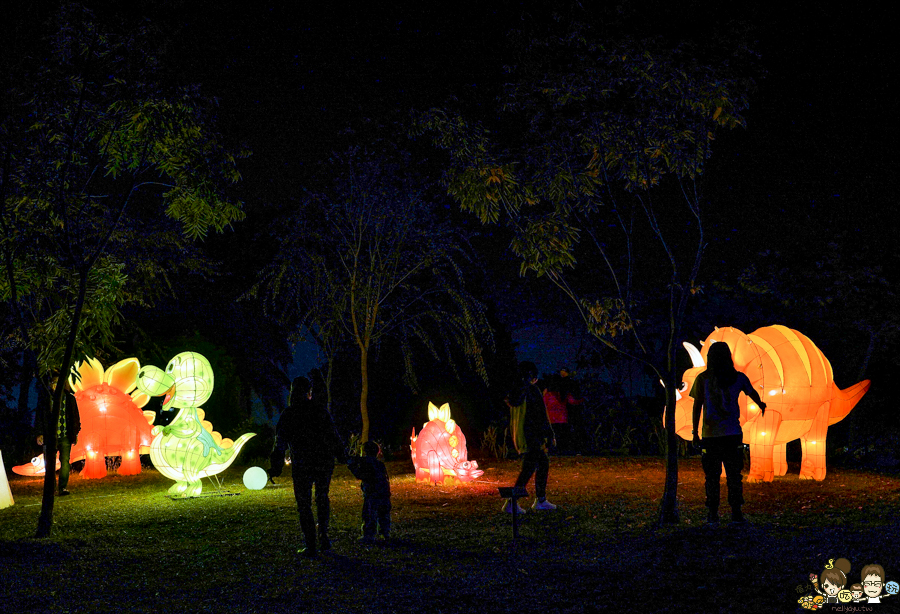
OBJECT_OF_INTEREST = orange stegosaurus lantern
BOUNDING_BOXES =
[14,357,155,479]
[410,402,484,485]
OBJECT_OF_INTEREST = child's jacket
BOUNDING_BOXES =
[348,456,391,499]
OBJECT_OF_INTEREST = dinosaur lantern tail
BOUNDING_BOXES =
[197,433,256,478]
[828,380,870,425]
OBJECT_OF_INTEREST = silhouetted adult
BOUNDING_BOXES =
[691,342,766,525]
[57,389,80,496]
[506,361,557,513]
[37,384,80,496]
[271,376,347,557]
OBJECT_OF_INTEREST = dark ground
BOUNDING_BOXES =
[1,456,899,613]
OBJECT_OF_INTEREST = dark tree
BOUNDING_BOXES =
[252,152,493,442]
[415,19,757,523]
[1,6,246,537]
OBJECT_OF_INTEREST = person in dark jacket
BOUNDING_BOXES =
[271,376,347,557]
[37,384,81,496]
[505,361,557,513]
[57,389,81,496]
[347,441,391,544]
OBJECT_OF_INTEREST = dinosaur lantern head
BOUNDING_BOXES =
[137,351,214,412]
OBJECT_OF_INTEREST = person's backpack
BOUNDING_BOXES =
[509,400,528,454]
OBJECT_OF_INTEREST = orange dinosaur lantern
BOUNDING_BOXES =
[13,357,155,479]
[410,402,484,484]
[667,325,870,482]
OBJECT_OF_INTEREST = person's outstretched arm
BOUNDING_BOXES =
[692,382,704,449]
[741,376,767,416]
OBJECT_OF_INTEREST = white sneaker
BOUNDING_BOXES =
[532,498,557,511]
[501,499,526,514]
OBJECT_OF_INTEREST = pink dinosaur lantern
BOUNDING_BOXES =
[14,357,155,479]
[667,325,870,482]
[410,402,484,484]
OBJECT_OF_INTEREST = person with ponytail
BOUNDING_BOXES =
[817,559,852,604]
[690,342,766,525]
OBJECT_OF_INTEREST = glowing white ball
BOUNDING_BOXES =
[243,466,268,490]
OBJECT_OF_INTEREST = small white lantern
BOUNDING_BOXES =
[243,466,268,490]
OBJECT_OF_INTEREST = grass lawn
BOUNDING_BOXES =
[2,456,899,613]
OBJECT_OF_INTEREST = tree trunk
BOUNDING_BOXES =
[359,345,370,443]
[325,355,334,414]
[36,270,89,538]
[659,321,680,524]
[847,325,878,454]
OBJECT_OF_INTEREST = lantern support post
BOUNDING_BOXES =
[498,486,528,539]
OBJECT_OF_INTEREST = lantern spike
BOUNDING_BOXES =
[683,342,705,368]
[428,402,439,421]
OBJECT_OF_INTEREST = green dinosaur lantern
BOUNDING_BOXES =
[136,352,254,497]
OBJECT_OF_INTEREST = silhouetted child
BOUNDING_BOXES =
[347,441,391,544]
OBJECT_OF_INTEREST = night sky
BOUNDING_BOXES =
[152,2,896,376]
[5,1,896,378]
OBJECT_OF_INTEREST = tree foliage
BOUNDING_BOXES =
[0,5,247,537]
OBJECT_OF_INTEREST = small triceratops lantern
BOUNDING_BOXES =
[410,402,484,485]
[667,325,870,482]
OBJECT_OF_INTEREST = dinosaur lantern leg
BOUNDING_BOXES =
[116,427,140,475]
[427,450,442,485]
[747,411,783,483]
[81,440,108,479]
[772,443,788,477]
[118,449,141,476]
[168,440,205,498]
[182,443,204,497]
[800,403,830,481]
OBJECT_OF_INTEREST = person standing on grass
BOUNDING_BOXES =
[691,342,766,525]
[57,387,80,496]
[347,441,392,544]
[271,376,347,558]
[36,383,80,496]
[505,361,557,513]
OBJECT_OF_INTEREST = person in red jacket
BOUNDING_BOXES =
[544,369,584,455]
[543,375,568,451]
